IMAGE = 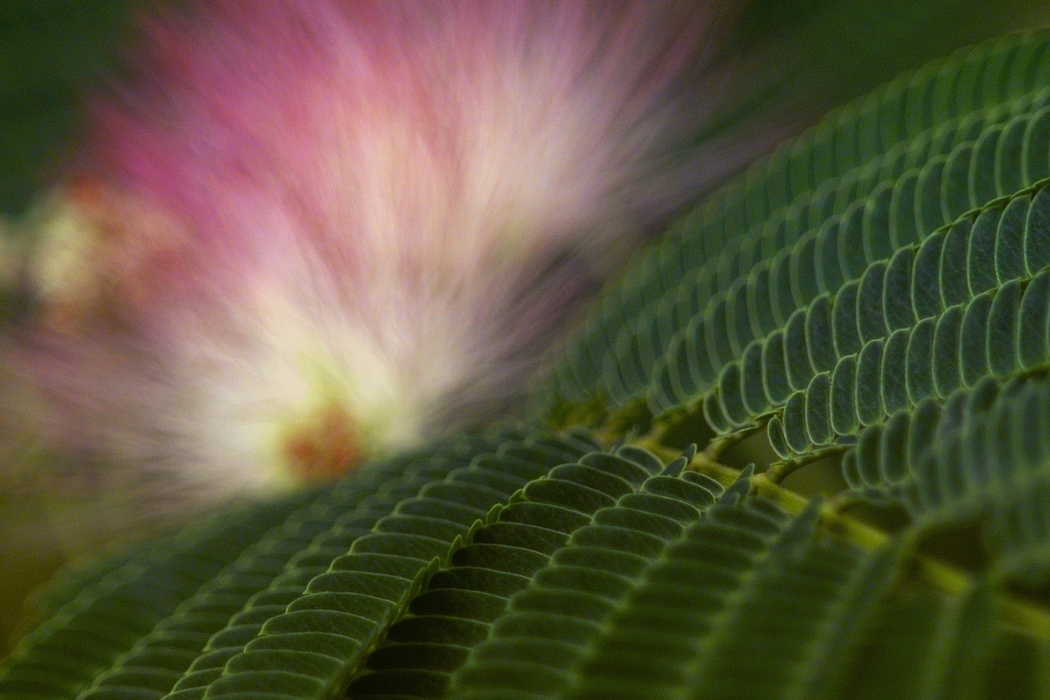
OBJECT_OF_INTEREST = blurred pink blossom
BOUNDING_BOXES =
[4,1,763,518]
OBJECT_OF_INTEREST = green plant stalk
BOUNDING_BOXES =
[634,432,1050,640]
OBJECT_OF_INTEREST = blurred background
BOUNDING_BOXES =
[1,0,1049,658]
[0,0,138,656]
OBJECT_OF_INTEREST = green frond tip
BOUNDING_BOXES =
[531,27,1050,439]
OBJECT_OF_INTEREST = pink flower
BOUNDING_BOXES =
[6,1,758,514]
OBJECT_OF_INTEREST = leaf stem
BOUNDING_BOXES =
[632,433,1050,640]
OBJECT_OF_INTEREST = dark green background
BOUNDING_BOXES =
[0,1,136,218]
